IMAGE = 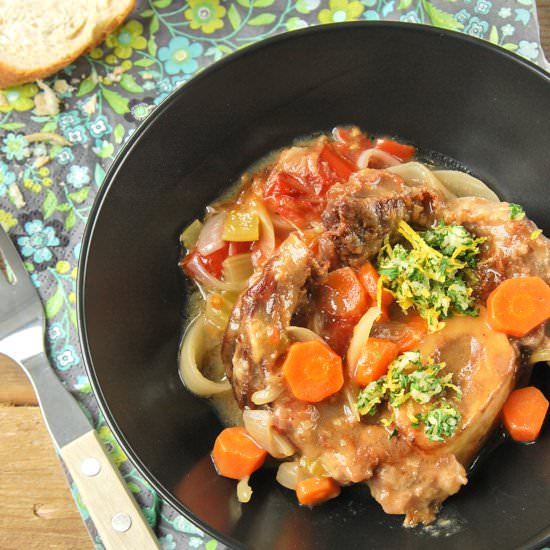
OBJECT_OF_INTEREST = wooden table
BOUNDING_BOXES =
[1,15,549,547]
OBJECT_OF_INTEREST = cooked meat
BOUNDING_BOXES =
[269,311,515,524]
[224,170,444,406]
[271,392,467,525]
[221,169,547,525]
[399,308,517,464]
[445,196,550,356]
[444,197,550,299]
[367,452,467,526]
[222,233,320,407]
[322,169,442,266]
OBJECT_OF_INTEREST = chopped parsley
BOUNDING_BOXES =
[416,401,462,443]
[356,351,462,442]
[357,377,386,416]
[423,221,483,267]
[509,203,525,220]
[377,220,484,332]
[388,428,399,440]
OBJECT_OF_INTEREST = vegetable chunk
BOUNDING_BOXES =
[354,338,399,386]
[296,477,341,505]
[212,427,267,479]
[282,341,344,403]
[316,267,369,320]
[487,276,550,337]
[502,387,549,442]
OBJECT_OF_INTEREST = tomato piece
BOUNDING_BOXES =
[319,144,356,181]
[181,244,229,279]
[333,127,372,146]
[201,245,230,278]
[228,241,253,256]
[332,127,373,165]
[265,172,304,199]
[375,138,416,162]
[263,143,353,227]
[264,173,324,227]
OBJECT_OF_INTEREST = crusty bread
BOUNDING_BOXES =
[0,0,135,88]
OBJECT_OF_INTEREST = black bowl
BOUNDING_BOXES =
[79,22,550,550]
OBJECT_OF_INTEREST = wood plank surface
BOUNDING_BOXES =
[0,356,92,550]
[0,16,548,549]
[0,359,38,406]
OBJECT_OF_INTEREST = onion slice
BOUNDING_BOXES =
[237,476,252,503]
[243,409,295,458]
[432,170,500,202]
[529,347,550,365]
[287,326,324,342]
[185,252,245,292]
[222,253,253,287]
[271,214,296,236]
[196,212,226,256]
[346,306,382,370]
[357,148,401,169]
[253,200,276,258]
[276,461,304,490]
[251,382,283,405]
[343,386,360,423]
[387,162,456,201]
[179,317,231,396]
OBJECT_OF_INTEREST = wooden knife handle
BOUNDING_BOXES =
[60,429,160,550]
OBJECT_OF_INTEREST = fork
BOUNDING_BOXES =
[0,227,160,550]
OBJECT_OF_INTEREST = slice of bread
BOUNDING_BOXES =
[0,0,135,88]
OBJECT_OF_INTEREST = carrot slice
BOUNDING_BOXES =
[502,386,549,442]
[296,477,341,505]
[354,338,399,386]
[487,276,550,337]
[394,313,428,352]
[358,261,393,320]
[358,262,393,306]
[320,144,356,180]
[282,341,344,403]
[375,138,416,161]
[212,427,267,479]
[316,267,369,320]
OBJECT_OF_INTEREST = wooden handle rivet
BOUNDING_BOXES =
[80,457,101,477]
[111,512,132,533]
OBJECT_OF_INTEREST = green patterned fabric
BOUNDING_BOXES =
[0,1,547,548]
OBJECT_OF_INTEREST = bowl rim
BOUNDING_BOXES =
[77,21,550,550]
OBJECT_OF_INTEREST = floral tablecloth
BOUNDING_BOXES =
[0,1,547,548]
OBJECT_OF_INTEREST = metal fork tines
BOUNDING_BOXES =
[0,228,45,364]
[0,226,161,549]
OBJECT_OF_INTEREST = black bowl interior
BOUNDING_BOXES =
[79,23,550,550]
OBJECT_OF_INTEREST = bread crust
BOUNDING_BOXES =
[0,0,136,89]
